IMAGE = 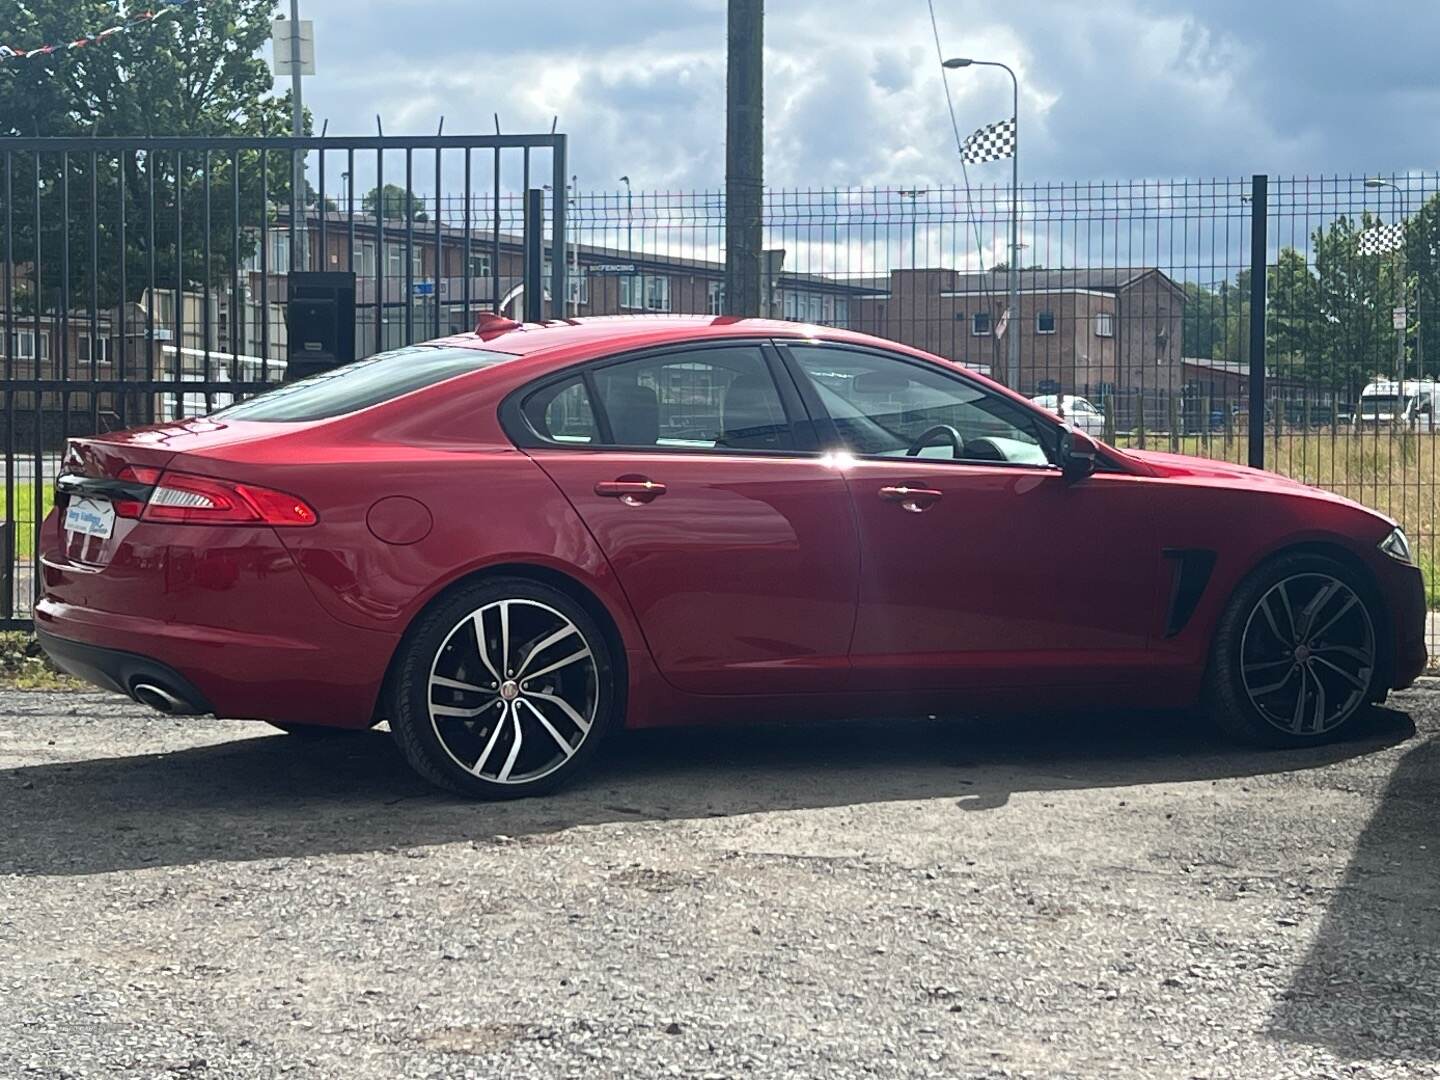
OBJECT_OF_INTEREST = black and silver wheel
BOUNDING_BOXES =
[1208,552,1381,746]
[390,577,618,798]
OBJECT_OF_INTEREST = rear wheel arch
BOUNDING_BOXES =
[374,562,631,724]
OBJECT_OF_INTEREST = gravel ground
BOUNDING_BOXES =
[1,689,1438,1079]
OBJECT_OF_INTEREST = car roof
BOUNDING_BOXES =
[421,314,924,361]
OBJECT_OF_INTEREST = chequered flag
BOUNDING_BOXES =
[960,117,1016,164]
[1357,222,1405,256]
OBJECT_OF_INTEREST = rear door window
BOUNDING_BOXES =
[589,346,796,451]
[216,345,515,422]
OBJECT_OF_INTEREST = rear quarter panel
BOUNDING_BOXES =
[184,436,644,653]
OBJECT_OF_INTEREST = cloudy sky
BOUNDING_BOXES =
[285,0,1439,195]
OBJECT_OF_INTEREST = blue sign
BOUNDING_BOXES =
[412,281,436,297]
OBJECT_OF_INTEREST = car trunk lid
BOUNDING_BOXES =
[53,418,299,568]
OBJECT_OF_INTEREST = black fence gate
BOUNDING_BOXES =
[0,131,568,628]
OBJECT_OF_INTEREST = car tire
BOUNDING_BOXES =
[1207,552,1382,747]
[389,576,619,799]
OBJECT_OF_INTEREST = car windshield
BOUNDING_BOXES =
[214,345,515,422]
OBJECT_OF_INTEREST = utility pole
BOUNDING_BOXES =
[725,0,763,317]
[273,5,314,271]
[288,0,305,270]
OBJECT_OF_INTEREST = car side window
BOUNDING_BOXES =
[521,377,600,444]
[588,345,796,452]
[787,345,1056,467]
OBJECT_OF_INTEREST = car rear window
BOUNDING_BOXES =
[214,345,515,422]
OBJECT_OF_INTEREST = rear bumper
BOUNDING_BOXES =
[34,594,398,727]
[36,629,214,714]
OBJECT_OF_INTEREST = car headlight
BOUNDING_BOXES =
[1379,527,1414,565]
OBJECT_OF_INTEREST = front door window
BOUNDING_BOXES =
[787,345,1056,467]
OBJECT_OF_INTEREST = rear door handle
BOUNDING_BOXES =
[878,485,943,512]
[595,478,667,505]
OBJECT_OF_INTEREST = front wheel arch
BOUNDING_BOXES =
[1224,540,1392,690]
[1206,546,1387,745]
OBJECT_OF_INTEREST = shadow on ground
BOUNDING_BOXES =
[1270,729,1440,1061]
[0,704,1416,879]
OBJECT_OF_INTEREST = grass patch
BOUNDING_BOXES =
[0,631,76,690]
[0,482,55,560]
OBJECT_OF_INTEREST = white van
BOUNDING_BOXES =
[1355,378,1438,432]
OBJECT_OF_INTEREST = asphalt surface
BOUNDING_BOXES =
[1,689,1438,1079]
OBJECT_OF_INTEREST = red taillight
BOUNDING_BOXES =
[140,471,317,527]
[114,465,163,519]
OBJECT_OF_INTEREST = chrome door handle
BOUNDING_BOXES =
[595,478,667,505]
[878,485,942,512]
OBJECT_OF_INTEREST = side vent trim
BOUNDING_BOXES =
[1163,548,1217,638]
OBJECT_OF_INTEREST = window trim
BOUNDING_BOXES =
[1035,310,1057,335]
[971,311,992,337]
[500,337,821,456]
[1094,312,1115,338]
[772,339,1066,473]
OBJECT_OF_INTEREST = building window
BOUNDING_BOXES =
[353,241,378,278]
[972,311,992,336]
[14,330,49,360]
[783,291,798,320]
[77,335,111,364]
[620,274,670,312]
[467,251,492,278]
[240,228,292,272]
[543,260,589,306]
[386,244,424,278]
[833,297,849,328]
[1095,312,1115,338]
[1036,310,1056,334]
[708,281,725,315]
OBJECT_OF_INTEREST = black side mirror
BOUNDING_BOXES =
[1059,428,1098,482]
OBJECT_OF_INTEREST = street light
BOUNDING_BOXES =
[899,188,927,269]
[944,56,1021,390]
[619,175,633,256]
[1366,177,1415,395]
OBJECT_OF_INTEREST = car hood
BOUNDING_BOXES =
[1121,448,1389,518]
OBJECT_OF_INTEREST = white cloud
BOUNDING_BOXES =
[294,0,1440,192]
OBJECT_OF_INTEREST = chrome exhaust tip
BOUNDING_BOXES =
[132,682,196,716]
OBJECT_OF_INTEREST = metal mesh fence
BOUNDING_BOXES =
[2,158,1436,659]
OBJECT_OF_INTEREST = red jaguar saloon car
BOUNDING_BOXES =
[36,315,1427,798]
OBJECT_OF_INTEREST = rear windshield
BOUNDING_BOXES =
[214,345,514,422]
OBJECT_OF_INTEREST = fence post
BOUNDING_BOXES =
[523,188,544,324]
[550,136,568,320]
[1248,174,1268,469]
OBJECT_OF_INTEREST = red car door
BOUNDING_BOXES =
[781,342,1161,691]
[516,341,858,695]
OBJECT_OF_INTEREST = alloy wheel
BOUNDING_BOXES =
[1239,572,1376,736]
[427,598,598,785]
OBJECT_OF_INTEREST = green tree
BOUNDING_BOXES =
[0,0,299,308]
[1180,280,1226,359]
[1310,213,1400,397]
[362,185,430,223]
[1403,192,1440,379]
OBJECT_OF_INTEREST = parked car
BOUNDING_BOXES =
[1030,393,1107,436]
[37,315,1427,798]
